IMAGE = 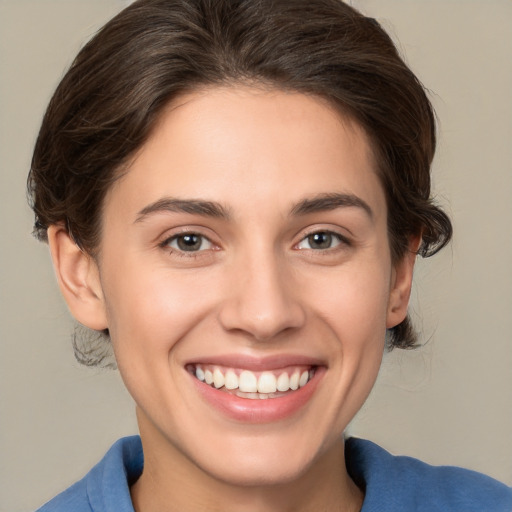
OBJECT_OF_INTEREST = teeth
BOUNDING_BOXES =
[195,366,205,382]
[289,371,300,390]
[236,391,260,399]
[257,372,277,394]
[239,370,258,392]
[224,369,238,390]
[213,368,225,389]
[276,372,290,392]
[194,365,314,395]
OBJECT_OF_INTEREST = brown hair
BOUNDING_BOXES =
[28,0,452,360]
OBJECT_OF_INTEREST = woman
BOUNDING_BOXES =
[27,0,511,510]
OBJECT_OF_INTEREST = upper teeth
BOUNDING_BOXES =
[194,365,313,394]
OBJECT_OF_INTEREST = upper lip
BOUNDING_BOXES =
[184,353,326,371]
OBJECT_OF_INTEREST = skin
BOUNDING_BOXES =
[48,86,417,512]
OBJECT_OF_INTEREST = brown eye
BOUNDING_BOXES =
[296,231,345,251]
[308,232,333,249]
[167,233,212,252]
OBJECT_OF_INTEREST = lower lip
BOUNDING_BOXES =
[190,368,325,424]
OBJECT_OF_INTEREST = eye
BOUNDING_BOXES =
[296,231,345,250]
[165,233,213,252]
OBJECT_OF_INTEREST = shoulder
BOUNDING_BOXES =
[346,437,512,512]
[35,478,90,512]
[36,436,143,512]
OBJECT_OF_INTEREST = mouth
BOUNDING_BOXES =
[187,364,316,399]
[185,358,325,423]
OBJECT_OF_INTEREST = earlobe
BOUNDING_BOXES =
[386,238,420,329]
[47,225,108,331]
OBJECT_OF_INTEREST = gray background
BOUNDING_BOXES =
[1,1,511,510]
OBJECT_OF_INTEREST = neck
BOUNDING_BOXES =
[131,410,363,512]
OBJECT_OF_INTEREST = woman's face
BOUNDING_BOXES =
[93,86,413,485]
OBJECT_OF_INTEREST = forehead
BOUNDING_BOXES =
[107,86,385,221]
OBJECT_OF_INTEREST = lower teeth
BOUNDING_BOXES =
[234,390,286,399]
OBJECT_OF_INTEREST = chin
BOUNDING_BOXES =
[196,442,321,488]
[173,417,343,489]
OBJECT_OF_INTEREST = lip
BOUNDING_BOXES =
[188,358,326,424]
[184,353,327,372]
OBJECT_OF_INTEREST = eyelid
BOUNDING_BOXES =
[158,227,219,253]
[297,234,344,251]
[167,234,213,251]
[294,227,352,250]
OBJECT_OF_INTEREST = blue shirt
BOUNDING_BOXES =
[37,436,512,511]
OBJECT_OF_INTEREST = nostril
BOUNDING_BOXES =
[217,258,307,340]
[218,298,306,341]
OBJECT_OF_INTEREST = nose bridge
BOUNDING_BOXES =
[219,244,305,341]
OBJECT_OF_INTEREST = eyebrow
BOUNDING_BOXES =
[135,197,231,222]
[290,192,373,219]
[135,192,372,223]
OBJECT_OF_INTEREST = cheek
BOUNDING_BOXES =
[308,262,390,385]
[100,265,221,424]
[308,262,391,333]
[101,262,218,367]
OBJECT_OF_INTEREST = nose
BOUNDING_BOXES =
[218,251,306,342]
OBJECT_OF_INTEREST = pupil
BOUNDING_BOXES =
[309,232,331,249]
[177,234,201,251]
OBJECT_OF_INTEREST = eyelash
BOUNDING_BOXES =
[295,230,351,252]
[160,232,215,257]
[160,229,350,257]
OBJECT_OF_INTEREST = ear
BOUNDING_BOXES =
[47,225,108,331]
[386,237,420,329]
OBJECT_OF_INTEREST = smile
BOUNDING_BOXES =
[186,356,325,423]
[190,364,316,399]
